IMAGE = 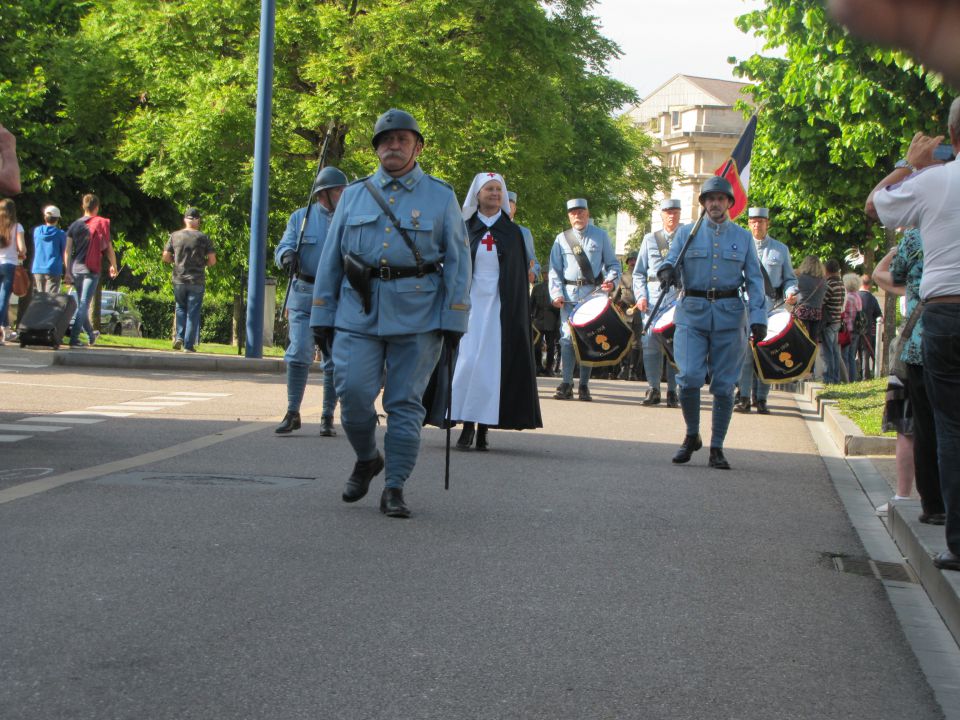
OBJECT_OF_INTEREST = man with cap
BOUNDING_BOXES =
[310,109,471,519]
[31,205,67,294]
[548,198,620,401]
[657,177,766,469]
[507,190,540,283]
[162,207,216,352]
[274,166,348,437]
[735,207,798,414]
[633,198,682,406]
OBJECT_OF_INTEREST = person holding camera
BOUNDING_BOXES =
[866,96,960,572]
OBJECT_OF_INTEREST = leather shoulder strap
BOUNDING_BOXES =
[363,179,424,270]
[563,228,599,283]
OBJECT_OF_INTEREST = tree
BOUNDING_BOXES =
[76,0,667,289]
[733,0,951,268]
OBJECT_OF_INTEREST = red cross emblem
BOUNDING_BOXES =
[487,173,497,178]
[481,232,496,251]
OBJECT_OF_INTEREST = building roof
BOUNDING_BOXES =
[627,74,752,123]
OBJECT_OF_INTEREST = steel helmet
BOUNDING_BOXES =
[312,166,348,195]
[698,176,735,203]
[371,109,424,149]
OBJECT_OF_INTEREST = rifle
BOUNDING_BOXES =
[281,121,337,314]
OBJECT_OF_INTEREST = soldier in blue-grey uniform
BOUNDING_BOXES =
[657,177,767,470]
[507,190,541,283]
[633,198,682,408]
[310,109,471,519]
[548,198,620,401]
[274,166,348,438]
[735,206,798,415]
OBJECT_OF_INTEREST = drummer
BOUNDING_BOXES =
[656,177,767,470]
[735,207,798,415]
[548,198,620,401]
[633,198,682,408]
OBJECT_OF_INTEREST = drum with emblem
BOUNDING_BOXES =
[651,304,678,369]
[752,310,818,383]
[569,294,634,367]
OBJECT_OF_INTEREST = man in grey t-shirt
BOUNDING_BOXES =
[162,207,216,351]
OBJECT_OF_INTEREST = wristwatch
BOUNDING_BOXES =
[894,159,915,171]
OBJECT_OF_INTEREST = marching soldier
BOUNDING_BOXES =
[548,198,620,401]
[274,166,348,437]
[657,177,766,470]
[507,190,541,283]
[310,109,471,519]
[633,198,682,407]
[735,207,798,414]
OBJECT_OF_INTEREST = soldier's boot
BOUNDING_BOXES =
[672,434,703,464]
[578,384,593,402]
[709,447,731,470]
[755,400,770,415]
[733,397,752,413]
[275,411,301,434]
[641,388,661,406]
[554,383,574,400]
[380,487,411,519]
[342,451,384,503]
[666,391,679,408]
[319,415,337,436]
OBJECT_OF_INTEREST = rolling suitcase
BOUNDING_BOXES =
[18,292,78,349]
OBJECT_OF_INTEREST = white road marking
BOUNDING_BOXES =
[0,424,70,433]
[58,411,133,418]
[19,416,105,424]
[145,396,210,402]
[0,421,268,505]
[0,435,31,442]
[168,392,231,397]
[126,401,190,406]
[87,405,161,412]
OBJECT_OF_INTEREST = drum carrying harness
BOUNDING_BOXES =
[562,229,603,287]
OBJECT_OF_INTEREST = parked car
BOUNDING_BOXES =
[100,290,143,337]
[66,289,143,338]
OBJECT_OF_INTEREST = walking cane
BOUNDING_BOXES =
[641,209,707,336]
[444,340,454,490]
[281,120,336,315]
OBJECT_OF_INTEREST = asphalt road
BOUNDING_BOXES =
[0,350,945,719]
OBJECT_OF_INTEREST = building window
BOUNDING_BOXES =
[671,111,680,128]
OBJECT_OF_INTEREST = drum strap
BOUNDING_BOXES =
[563,229,601,285]
[654,230,670,259]
[759,263,777,300]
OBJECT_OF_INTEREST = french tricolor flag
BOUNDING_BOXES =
[714,113,757,220]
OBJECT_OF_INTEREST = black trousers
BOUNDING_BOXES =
[906,362,945,515]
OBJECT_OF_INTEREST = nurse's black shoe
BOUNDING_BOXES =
[672,434,702,464]
[380,487,411,519]
[342,452,384,503]
[709,447,731,470]
[275,411,301,434]
[456,422,475,450]
[476,424,489,451]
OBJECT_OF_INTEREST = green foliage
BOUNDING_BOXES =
[733,0,951,267]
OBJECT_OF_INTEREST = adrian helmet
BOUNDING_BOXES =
[371,109,424,149]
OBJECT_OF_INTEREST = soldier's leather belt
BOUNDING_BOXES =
[564,279,596,287]
[296,272,316,284]
[685,287,740,301]
[367,262,439,281]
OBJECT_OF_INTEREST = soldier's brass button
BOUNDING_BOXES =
[389,197,395,204]
[392,184,400,190]
[385,227,391,233]
[381,258,388,265]
[415,285,421,290]
[712,265,717,269]
[383,242,389,248]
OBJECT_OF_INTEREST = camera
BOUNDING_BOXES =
[933,143,955,162]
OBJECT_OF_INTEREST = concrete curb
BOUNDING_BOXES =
[800,380,895,457]
[51,348,286,374]
[889,502,960,648]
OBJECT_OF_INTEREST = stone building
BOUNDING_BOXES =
[615,74,753,254]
